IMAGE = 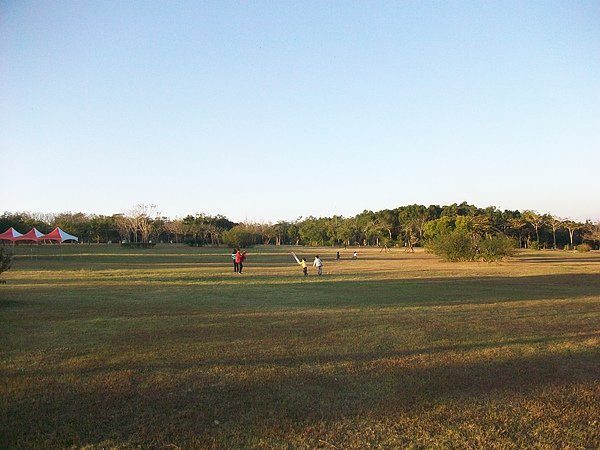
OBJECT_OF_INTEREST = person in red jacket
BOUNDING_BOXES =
[235,250,247,273]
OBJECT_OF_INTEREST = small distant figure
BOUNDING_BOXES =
[336,251,340,260]
[352,251,358,260]
[313,255,323,276]
[235,249,247,273]
[231,249,238,273]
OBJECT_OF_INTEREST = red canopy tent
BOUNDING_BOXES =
[39,227,79,242]
[0,227,23,242]
[15,228,45,242]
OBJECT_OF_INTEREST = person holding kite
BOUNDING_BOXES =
[292,252,308,276]
[235,249,247,273]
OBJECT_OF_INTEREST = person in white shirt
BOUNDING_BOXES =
[313,255,323,276]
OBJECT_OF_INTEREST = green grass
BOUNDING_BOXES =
[1,244,600,448]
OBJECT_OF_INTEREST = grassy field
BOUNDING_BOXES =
[1,244,599,449]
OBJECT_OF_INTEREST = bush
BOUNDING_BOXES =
[0,246,13,280]
[576,243,592,253]
[428,231,516,262]
[423,216,454,241]
[221,227,256,248]
[427,229,476,262]
[184,237,203,247]
[477,234,517,262]
[529,241,541,250]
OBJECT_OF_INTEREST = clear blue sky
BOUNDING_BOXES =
[2,1,599,222]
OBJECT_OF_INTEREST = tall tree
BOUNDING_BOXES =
[562,219,581,250]
[471,214,493,237]
[547,216,563,249]
[335,217,359,247]
[355,211,376,246]
[88,215,119,243]
[272,221,290,246]
[132,204,161,243]
[582,221,600,249]
[113,213,136,243]
[287,221,300,246]
[507,217,528,248]
[299,217,327,246]
[164,219,190,243]
[522,210,544,247]
[402,219,421,252]
[375,209,397,241]
[398,204,428,247]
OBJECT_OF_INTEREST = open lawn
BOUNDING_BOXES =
[1,244,599,449]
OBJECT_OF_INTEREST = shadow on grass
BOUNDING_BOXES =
[7,331,600,378]
[367,273,595,304]
[242,272,600,309]
[518,256,600,264]
[2,343,599,448]
[2,273,600,312]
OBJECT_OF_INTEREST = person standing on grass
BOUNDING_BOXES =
[292,252,308,276]
[236,249,247,273]
[313,255,323,276]
[299,257,308,276]
[231,249,239,273]
[240,251,247,273]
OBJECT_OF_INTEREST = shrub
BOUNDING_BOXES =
[576,243,592,253]
[477,234,517,262]
[427,229,476,262]
[423,216,454,241]
[529,241,541,250]
[184,237,203,247]
[428,231,516,262]
[0,246,13,280]
[221,227,256,248]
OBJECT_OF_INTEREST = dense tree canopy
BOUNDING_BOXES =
[1,202,598,249]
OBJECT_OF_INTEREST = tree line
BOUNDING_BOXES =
[1,202,599,250]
